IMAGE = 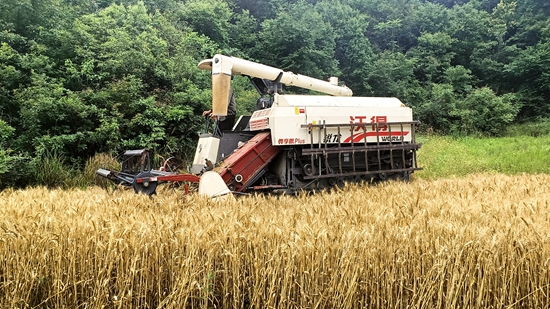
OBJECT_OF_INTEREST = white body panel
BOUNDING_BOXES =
[250,94,414,145]
[198,171,231,198]
[276,95,404,107]
[191,135,220,174]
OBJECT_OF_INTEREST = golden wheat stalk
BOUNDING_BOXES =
[1,174,549,308]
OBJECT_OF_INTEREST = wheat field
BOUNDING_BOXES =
[1,173,549,308]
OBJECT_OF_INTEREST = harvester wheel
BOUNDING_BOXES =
[336,177,346,188]
[133,172,158,196]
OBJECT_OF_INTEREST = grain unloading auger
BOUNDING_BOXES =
[97,54,422,197]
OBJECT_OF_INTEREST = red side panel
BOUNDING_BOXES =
[214,132,280,192]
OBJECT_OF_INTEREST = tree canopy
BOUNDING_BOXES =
[1,0,549,187]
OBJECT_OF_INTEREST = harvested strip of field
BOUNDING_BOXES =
[1,174,549,308]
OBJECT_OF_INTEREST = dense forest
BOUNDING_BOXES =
[1,0,549,188]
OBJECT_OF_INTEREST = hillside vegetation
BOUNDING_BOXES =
[2,0,550,188]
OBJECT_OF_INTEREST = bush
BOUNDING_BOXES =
[0,120,31,189]
[0,149,31,189]
[454,88,519,136]
[415,85,520,136]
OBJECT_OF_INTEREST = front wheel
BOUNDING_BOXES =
[133,172,158,196]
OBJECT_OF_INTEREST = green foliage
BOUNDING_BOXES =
[505,118,550,137]
[69,3,172,86]
[254,1,339,81]
[417,83,519,136]
[419,83,456,133]
[1,0,550,188]
[504,41,550,118]
[0,119,31,189]
[0,150,30,189]
[408,32,456,83]
[15,74,97,158]
[231,75,260,117]
[454,88,519,136]
[364,51,417,99]
[447,1,492,65]
[0,119,15,175]
[174,0,232,48]
[0,42,23,87]
[315,0,375,95]
[444,65,473,94]
[228,10,259,55]
[233,0,280,22]
[0,119,13,141]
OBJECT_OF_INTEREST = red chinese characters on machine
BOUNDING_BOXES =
[349,115,388,131]
[344,115,408,143]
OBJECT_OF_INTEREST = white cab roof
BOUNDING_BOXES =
[275,94,405,108]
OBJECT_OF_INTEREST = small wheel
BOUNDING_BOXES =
[336,177,345,188]
[133,172,158,196]
[302,164,314,176]
[235,174,243,183]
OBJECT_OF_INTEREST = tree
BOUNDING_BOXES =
[415,83,459,133]
[232,0,280,22]
[314,0,375,95]
[447,2,493,68]
[60,2,218,157]
[415,71,519,135]
[173,0,232,49]
[0,117,30,189]
[364,51,418,101]
[253,1,339,84]
[0,42,25,125]
[66,3,173,89]
[444,65,474,95]
[504,41,550,119]
[407,32,456,84]
[425,0,470,9]
[227,9,259,56]
[349,0,437,52]
[15,73,98,160]
[0,1,220,172]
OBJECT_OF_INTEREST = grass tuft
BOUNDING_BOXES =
[505,118,550,137]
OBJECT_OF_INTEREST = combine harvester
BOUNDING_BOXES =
[97,54,422,197]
